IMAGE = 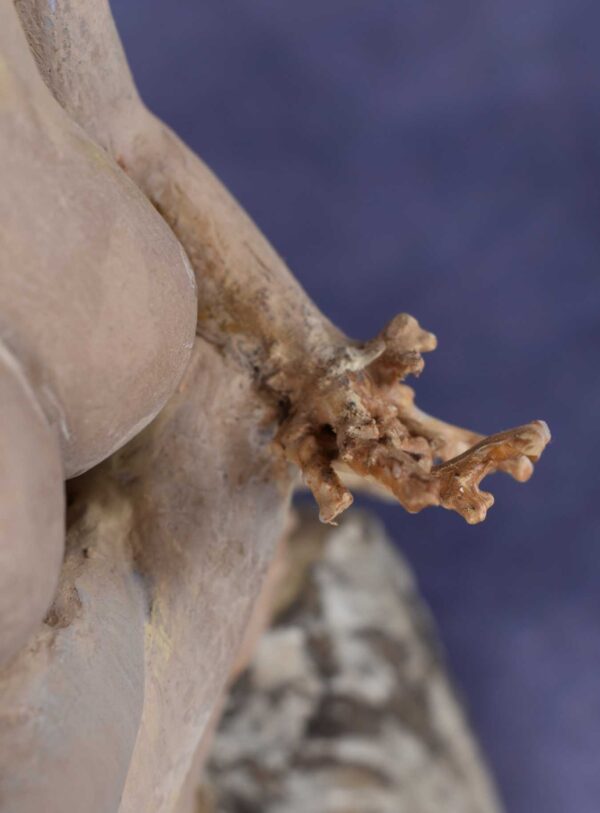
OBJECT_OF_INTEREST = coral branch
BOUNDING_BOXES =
[434,420,550,524]
[276,313,550,524]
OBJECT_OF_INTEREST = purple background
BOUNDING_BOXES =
[113,2,599,810]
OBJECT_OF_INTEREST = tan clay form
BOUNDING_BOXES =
[1,1,197,478]
[15,0,549,527]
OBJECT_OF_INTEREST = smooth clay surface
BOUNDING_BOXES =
[0,339,291,813]
[0,1,197,477]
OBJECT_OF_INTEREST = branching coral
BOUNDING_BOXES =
[276,313,550,524]
[0,2,552,809]
[12,0,550,539]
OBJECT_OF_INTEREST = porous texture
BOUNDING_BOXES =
[194,511,503,813]
[273,314,549,523]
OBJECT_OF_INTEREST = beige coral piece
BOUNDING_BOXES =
[15,0,550,527]
[0,1,551,811]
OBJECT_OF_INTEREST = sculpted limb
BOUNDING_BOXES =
[16,0,550,526]
[0,341,291,813]
[0,0,196,477]
[0,0,196,665]
[0,346,64,665]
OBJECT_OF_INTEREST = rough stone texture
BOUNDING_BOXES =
[0,339,291,813]
[194,511,502,813]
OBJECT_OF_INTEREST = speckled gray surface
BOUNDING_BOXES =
[112,3,599,811]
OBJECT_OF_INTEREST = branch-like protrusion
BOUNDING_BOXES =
[11,1,549,529]
[434,420,549,523]
[276,313,550,524]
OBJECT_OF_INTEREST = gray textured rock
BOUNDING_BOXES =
[197,511,503,813]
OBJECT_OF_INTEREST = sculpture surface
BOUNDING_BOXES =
[12,0,549,528]
[0,1,550,810]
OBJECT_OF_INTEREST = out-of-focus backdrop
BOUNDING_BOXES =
[113,2,599,811]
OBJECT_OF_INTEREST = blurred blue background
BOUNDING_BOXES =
[113,2,599,810]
